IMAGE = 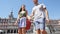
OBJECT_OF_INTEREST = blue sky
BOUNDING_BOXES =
[0,0,60,20]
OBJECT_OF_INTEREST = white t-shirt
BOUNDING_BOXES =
[32,4,46,20]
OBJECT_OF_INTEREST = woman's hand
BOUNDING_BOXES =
[14,21,18,25]
[27,16,31,20]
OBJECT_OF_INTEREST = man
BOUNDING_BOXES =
[30,0,49,34]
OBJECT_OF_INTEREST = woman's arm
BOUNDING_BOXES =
[26,10,28,17]
[14,14,20,25]
[26,10,31,21]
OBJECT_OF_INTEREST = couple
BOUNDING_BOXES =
[15,0,49,34]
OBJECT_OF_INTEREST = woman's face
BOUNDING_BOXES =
[22,5,25,10]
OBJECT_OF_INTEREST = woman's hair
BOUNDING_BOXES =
[18,5,26,14]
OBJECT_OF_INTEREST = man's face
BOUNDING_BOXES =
[33,0,38,4]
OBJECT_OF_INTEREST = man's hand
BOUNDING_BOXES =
[46,19,50,24]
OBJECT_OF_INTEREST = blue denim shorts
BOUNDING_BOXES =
[34,18,45,30]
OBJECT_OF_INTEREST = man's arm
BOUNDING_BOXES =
[30,12,34,18]
[30,9,35,21]
[30,8,35,18]
[44,8,49,23]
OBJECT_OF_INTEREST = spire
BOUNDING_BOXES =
[9,9,14,19]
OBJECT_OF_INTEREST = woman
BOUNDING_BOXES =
[15,5,27,34]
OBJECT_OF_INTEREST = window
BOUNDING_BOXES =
[14,29,16,33]
[11,30,13,33]
[16,29,18,33]
[7,30,10,33]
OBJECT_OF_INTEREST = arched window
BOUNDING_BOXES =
[7,29,10,33]
[14,29,17,33]
[11,29,13,33]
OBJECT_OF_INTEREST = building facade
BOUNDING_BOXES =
[0,12,33,34]
[0,12,60,34]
